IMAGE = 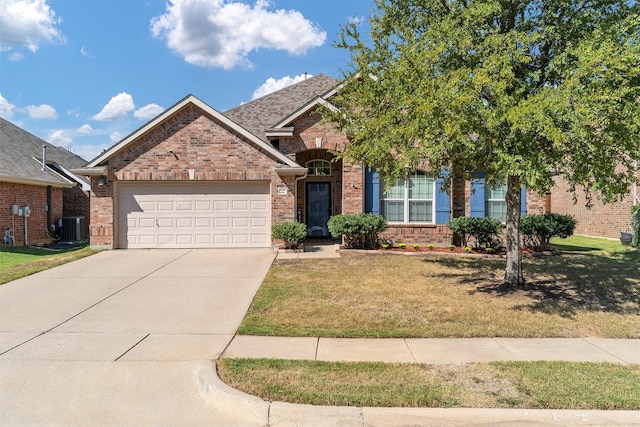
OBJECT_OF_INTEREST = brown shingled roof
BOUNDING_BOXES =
[0,117,88,187]
[224,73,339,142]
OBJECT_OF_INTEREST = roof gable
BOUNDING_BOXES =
[0,118,85,187]
[224,74,339,142]
[87,95,299,169]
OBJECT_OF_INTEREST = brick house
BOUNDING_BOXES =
[0,118,90,246]
[75,74,546,249]
[550,173,639,240]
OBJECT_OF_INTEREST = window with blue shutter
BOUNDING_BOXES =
[364,168,380,215]
[470,172,527,219]
[435,168,451,224]
[470,172,486,217]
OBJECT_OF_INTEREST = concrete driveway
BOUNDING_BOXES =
[0,249,275,426]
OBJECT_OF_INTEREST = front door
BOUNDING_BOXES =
[306,182,331,238]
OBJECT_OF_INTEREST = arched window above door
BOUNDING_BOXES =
[306,160,331,176]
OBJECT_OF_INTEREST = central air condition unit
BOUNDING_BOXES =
[59,216,88,242]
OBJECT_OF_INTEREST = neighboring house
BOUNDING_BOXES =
[0,118,90,246]
[75,74,545,250]
[550,172,639,240]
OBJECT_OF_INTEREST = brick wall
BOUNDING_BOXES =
[0,181,63,245]
[551,175,638,239]
[63,185,90,221]
[90,104,296,248]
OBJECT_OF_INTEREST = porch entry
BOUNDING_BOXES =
[306,182,331,238]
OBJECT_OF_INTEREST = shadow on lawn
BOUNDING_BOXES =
[424,251,640,317]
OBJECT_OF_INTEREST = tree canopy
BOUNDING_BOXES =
[326,0,640,285]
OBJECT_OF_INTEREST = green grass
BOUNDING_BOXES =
[239,236,640,338]
[550,235,632,254]
[218,359,640,409]
[0,245,96,285]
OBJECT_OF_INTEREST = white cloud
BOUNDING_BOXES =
[92,92,135,121]
[134,103,164,120]
[48,129,72,146]
[348,16,365,25]
[76,124,93,135]
[26,103,57,119]
[150,0,326,70]
[80,45,91,57]
[110,131,124,143]
[0,94,16,119]
[0,0,64,53]
[252,74,313,100]
[9,52,25,61]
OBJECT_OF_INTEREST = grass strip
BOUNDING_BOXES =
[218,359,640,410]
[0,246,96,285]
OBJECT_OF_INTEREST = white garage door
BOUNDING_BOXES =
[117,182,270,249]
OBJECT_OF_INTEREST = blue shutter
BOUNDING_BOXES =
[364,168,380,215]
[470,171,485,217]
[521,186,527,217]
[435,168,451,224]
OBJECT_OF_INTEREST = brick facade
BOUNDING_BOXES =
[0,181,63,246]
[89,104,296,248]
[551,175,639,239]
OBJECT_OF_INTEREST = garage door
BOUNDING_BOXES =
[117,182,270,249]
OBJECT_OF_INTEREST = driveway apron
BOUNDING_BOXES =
[0,249,275,426]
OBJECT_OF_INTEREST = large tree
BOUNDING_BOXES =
[327,0,640,285]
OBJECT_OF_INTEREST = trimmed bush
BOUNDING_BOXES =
[520,213,576,251]
[447,217,502,249]
[631,207,640,248]
[272,221,307,249]
[328,213,387,249]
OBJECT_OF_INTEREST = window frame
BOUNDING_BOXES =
[484,180,507,222]
[380,171,436,224]
[306,160,331,176]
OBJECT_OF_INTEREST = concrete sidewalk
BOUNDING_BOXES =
[222,336,640,365]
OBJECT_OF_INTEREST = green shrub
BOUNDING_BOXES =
[632,208,640,248]
[448,244,456,251]
[327,213,387,249]
[272,221,307,248]
[447,217,502,249]
[398,243,407,250]
[520,213,577,251]
[446,217,474,247]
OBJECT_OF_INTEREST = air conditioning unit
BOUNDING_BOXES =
[59,216,88,242]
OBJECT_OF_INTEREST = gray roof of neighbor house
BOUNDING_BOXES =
[224,73,339,142]
[0,117,88,188]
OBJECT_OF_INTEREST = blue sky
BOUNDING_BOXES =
[0,0,371,161]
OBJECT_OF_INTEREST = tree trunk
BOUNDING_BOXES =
[504,175,524,286]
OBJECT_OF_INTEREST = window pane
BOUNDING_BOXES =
[486,201,507,221]
[307,160,331,176]
[381,200,404,222]
[486,182,507,199]
[381,181,405,199]
[409,173,433,199]
[409,201,433,222]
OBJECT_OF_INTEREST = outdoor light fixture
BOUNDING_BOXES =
[97,176,107,186]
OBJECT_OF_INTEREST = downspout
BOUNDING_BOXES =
[295,171,308,222]
[42,145,47,172]
[634,161,638,205]
[47,185,53,232]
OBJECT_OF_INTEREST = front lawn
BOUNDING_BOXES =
[239,236,640,338]
[0,245,96,285]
